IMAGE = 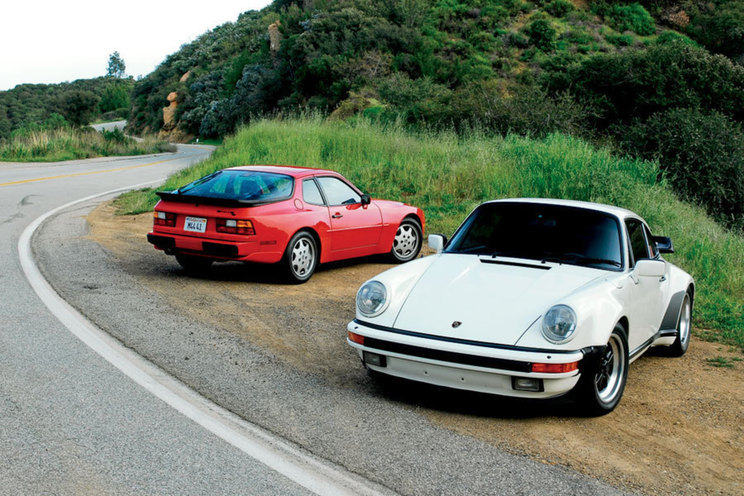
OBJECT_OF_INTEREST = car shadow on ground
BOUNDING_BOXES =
[166,254,397,285]
[364,371,581,419]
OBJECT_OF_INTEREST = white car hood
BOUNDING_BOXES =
[392,254,603,345]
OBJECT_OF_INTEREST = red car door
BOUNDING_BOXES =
[316,176,383,256]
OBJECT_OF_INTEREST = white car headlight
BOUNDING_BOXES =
[542,305,577,344]
[356,281,388,317]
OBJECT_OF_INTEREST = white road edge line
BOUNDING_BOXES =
[19,182,393,496]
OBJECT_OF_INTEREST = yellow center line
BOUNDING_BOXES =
[0,157,182,188]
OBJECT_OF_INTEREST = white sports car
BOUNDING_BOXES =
[347,199,694,415]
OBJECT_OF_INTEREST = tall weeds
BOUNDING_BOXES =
[0,127,174,162]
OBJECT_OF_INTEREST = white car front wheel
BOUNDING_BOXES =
[577,323,628,416]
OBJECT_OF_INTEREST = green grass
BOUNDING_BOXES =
[115,117,744,348]
[0,127,175,162]
[705,356,742,368]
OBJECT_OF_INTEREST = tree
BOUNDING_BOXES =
[106,51,126,78]
[98,83,130,113]
[58,90,100,126]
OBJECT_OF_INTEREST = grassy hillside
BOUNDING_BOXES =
[116,118,744,345]
[0,127,174,162]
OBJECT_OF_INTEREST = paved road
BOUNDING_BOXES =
[91,120,127,132]
[0,149,326,495]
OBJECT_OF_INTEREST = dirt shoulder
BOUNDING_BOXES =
[90,203,743,496]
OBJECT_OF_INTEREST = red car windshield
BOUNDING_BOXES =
[177,170,294,202]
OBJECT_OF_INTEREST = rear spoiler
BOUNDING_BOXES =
[155,191,284,208]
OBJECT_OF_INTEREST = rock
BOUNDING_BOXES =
[162,92,178,130]
[269,21,281,53]
[179,71,191,83]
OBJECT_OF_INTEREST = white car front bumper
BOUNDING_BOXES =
[348,320,584,399]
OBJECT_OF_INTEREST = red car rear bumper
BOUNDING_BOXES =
[147,232,283,264]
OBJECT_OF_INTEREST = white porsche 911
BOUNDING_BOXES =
[347,199,694,415]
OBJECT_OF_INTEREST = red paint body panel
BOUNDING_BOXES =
[148,165,424,267]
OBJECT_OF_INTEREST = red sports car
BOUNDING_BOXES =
[147,165,425,282]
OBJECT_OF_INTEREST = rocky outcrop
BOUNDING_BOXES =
[162,91,179,131]
[269,21,282,53]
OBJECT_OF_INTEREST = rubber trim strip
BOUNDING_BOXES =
[353,319,578,355]
[363,336,532,372]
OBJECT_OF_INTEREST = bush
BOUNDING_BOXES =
[450,82,589,137]
[523,19,556,51]
[378,73,451,124]
[601,3,656,36]
[605,32,635,47]
[686,2,744,62]
[655,30,696,46]
[619,108,744,231]
[543,41,744,128]
[545,0,574,17]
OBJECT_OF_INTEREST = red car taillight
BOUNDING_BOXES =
[216,219,255,235]
[153,211,176,227]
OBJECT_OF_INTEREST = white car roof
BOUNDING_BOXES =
[488,198,638,221]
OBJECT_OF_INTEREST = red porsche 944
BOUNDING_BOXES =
[147,165,425,282]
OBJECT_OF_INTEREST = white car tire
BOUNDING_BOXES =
[577,323,629,416]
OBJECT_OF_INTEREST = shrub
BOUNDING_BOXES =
[686,3,744,62]
[378,73,451,124]
[543,41,744,128]
[523,19,557,51]
[655,30,696,46]
[57,90,100,127]
[450,82,589,137]
[619,108,744,231]
[545,0,574,17]
[598,3,656,36]
[605,33,635,47]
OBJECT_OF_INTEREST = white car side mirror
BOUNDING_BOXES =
[428,234,445,254]
[635,259,665,278]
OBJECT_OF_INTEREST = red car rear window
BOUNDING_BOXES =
[177,170,294,202]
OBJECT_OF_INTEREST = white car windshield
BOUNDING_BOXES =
[446,202,623,270]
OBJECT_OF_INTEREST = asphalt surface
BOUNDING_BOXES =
[0,148,319,495]
[25,161,632,493]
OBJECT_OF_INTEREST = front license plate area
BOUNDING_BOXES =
[184,216,207,233]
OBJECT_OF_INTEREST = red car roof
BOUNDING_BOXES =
[226,165,338,178]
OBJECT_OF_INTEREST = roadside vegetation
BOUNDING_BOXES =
[115,117,744,347]
[1,76,133,141]
[0,126,174,162]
